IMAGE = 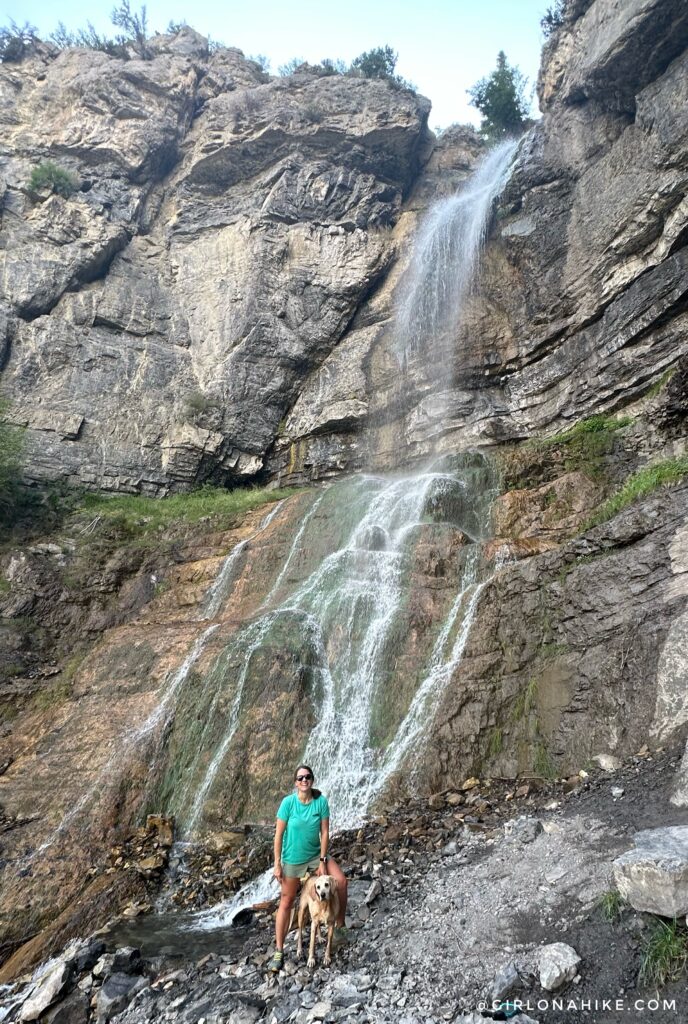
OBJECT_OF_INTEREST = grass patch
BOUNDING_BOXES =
[487,727,503,757]
[75,484,298,539]
[511,677,538,722]
[33,677,73,710]
[534,741,557,780]
[587,455,688,528]
[639,918,688,989]
[29,161,79,198]
[599,889,626,921]
[645,366,677,399]
[533,414,633,450]
[501,414,633,492]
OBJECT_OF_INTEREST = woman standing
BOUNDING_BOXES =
[270,764,348,972]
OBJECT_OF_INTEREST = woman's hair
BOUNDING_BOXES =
[294,764,321,799]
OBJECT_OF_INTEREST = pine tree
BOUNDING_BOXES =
[468,51,529,142]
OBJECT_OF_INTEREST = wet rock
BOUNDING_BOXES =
[536,942,581,991]
[19,961,71,1021]
[96,972,147,1023]
[44,989,89,1024]
[613,825,688,916]
[111,946,142,973]
[488,963,521,1002]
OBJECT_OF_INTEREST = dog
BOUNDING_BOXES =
[296,874,340,968]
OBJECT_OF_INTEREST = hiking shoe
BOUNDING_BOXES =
[268,950,284,973]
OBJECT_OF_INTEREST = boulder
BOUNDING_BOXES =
[536,942,581,991]
[19,961,71,1021]
[613,826,688,916]
[95,972,147,1023]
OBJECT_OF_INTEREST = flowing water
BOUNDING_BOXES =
[169,456,498,836]
[395,139,517,362]
[28,141,517,942]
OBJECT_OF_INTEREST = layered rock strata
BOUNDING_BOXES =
[0,33,430,493]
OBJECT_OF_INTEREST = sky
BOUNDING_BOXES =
[3,0,549,128]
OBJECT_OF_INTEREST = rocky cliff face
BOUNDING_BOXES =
[271,0,688,481]
[0,32,430,493]
[2,0,688,986]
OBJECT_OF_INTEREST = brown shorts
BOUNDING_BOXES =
[282,857,320,879]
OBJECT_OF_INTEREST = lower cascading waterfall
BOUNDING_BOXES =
[171,454,499,836]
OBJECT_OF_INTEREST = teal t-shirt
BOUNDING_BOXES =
[276,792,330,865]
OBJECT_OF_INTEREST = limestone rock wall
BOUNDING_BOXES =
[0,33,430,493]
[270,0,688,483]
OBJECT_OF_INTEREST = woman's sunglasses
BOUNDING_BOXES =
[296,774,313,782]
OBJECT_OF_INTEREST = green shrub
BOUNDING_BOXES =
[184,391,219,417]
[349,45,415,90]
[0,20,38,62]
[29,161,79,198]
[278,56,305,76]
[588,455,688,527]
[536,414,633,449]
[541,0,567,37]
[639,918,688,988]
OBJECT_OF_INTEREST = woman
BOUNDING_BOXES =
[270,764,348,972]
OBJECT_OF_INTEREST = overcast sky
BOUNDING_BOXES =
[3,0,549,128]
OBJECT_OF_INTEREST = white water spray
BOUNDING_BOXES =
[396,139,518,361]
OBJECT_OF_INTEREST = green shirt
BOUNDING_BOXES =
[276,792,330,865]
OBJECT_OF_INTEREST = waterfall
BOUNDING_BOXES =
[174,142,517,838]
[395,139,517,362]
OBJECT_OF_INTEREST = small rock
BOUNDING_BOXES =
[537,942,581,991]
[670,740,688,808]
[111,947,141,973]
[461,777,479,791]
[97,974,147,1023]
[489,963,521,1002]
[594,754,622,772]
[611,786,625,799]
[307,1002,333,1021]
[92,955,115,980]
[364,879,382,904]
[505,816,543,844]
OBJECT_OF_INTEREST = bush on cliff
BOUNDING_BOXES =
[541,0,568,37]
[50,2,151,59]
[468,51,529,141]
[349,45,415,90]
[29,161,79,198]
[0,20,38,62]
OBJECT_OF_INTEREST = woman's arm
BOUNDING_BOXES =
[317,817,330,875]
[274,817,287,882]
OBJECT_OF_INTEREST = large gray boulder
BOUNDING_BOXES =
[613,826,688,916]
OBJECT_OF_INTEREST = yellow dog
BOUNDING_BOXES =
[296,874,341,968]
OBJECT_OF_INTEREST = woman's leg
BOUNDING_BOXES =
[324,857,348,926]
[275,875,300,950]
